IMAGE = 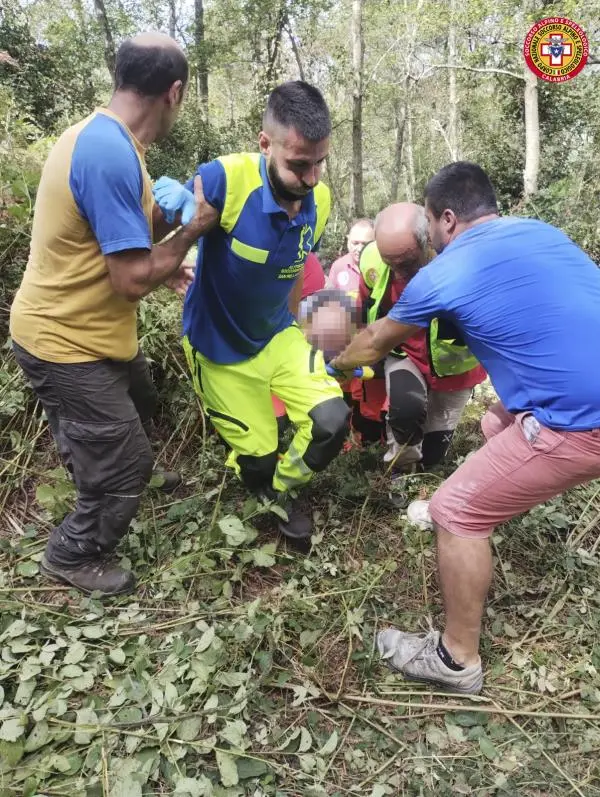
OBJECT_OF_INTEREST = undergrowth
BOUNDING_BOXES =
[1,292,600,797]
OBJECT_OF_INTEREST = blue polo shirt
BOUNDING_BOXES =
[183,154,328,364]
[388,217,600,431]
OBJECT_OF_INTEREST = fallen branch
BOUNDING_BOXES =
[332,692,600,721]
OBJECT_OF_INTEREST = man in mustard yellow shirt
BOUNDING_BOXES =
[10,33,215,596]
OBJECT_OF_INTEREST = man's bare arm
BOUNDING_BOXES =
[107,176,218,302]
[330,317,421,371]
[152,204,179,243]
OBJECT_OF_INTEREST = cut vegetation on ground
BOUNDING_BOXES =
[1,296,600,796]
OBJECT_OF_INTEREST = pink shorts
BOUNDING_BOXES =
[430,402,600,538]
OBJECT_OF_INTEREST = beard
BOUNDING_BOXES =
[267,160,310,203]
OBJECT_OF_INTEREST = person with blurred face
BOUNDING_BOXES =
[351,204,486,504]
[10,33,207,597]
[153,81,350,547]
[331,161,600,694]
[327,219,375,299]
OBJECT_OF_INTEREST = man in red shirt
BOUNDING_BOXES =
[327,219,374,299]
[354,204,486,504]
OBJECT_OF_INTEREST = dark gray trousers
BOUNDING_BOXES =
[13,342,156,565]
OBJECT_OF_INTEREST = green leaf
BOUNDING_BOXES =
[71,671,95,691]
[74,708,98,745]
[218,515,253,546]
[82,624,106,640]
[268,502,289,521]
[16,560,39,578]
[252,543,277,567]
[0,740,24,771]
[236,757,269,779]
[219,719,247,749]
[297,726,312,753]
[318,729,338,757]
[60,664,84,679]
[425,724,448,750]
[503,622,519,638]
[173,777,209,797]
[110,776,143,797]
[197,626,215,652]
[216,750,239,787]
[479,735,499,761]
[64,641,87,665]
[109,648,126,665]
[215,671,246,687]
[300,629,321,649]
[0,717,26,742]
[49,753,72,773]
[370,786,389,797]
[24,720,50,752]
[177,716,203,742]
[445,722,467,743]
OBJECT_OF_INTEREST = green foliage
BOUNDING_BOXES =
[0,5,97,133]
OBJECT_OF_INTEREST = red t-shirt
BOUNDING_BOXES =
[302,253,326,299]
[358,273,486,391]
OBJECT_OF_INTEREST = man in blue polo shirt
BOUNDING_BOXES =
[330,161,600,693]
[154,82,350,543]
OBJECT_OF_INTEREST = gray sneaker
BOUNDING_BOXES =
[377,628,483,694]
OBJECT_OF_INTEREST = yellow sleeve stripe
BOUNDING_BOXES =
[231,237,269,264]
[219,153,262,233]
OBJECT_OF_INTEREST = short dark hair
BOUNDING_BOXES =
[114,39,188,97]
[264,81,331,141]
[425,162,498,222]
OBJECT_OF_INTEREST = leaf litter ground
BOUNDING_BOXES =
[2,387,600,796]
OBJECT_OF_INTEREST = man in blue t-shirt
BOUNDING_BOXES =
[330,162,600,694]
[153,82,349,545]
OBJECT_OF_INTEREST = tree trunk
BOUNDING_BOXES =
[389,94,407,202]
[404,111,416,201]
[93,0,116,78]
[350,0,365,217]
[168,0,177,39]
[523,64,539,200]
[286,15,306,81]
[447,0,459,160]
[264,1,287,92]
[194,0,208,124]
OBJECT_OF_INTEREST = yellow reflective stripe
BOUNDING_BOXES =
[313,181,331,245]
[219,153,262,233]
[231,237,269,263]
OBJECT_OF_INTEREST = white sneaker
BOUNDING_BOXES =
[406,499,433,530]
[377,627,483,694]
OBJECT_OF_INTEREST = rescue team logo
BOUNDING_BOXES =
[524,17,589,83]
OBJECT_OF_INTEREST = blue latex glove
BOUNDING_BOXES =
[153,176,197,225]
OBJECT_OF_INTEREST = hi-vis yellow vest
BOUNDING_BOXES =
[359,242,479,377]
[217,152,330,247]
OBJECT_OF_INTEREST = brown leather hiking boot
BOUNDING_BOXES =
[40,554,136,596]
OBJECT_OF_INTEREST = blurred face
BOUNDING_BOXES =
[425,201,457,254]
[157,80,185,140]
[347,223,374,265]
[259,125,329,202]
[301,298,356,359]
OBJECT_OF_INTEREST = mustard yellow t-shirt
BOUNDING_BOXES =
[10,108,154,362]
